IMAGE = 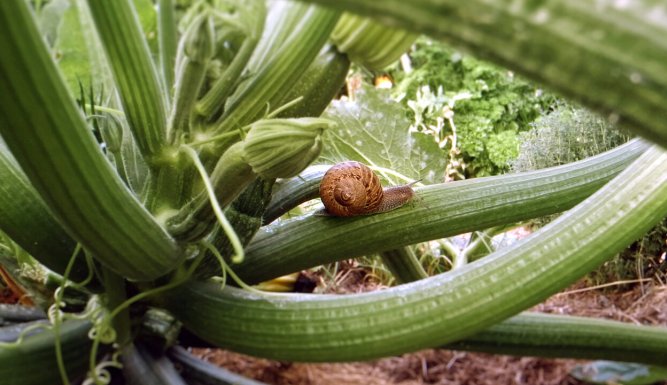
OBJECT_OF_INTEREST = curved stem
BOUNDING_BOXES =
[240,139,649,283]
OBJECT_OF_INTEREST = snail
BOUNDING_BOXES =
[319,161,416,217]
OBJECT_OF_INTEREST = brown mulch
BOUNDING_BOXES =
[190,263,667,385]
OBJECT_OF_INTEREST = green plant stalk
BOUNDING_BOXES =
[158,0,177,92]
[0,0,182,281]
[0,145,87,281]
[373,226,665,366]
[0,320,93,385]
[194,179,274,279]
[444,312,667,366]
[263,164,329,224]
[196,38,259,120]
[163,144,667,362]
[87,0,195,216]
[299,0,667,147]
[463,227,503,262]
[167,143,255,241]
[331,13,418,70]
[213,4,340,135]
[373,226,659,365]
[239,139,648,283]
[101,267,131,346]
[242,0,310,75]
[195,0,266,119]
[168,14,214,142]
[86,0,169,160]
[379,247,428,284]
[275,44,350,119]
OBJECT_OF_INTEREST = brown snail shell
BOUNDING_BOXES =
[319,161,415,217]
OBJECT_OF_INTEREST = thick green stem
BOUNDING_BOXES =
[379,247,428,284]
[445,312,667,365]
[86,0,169,160]
[239,139,648,283]
[158,0,177,92]
[101,268,131,346]
[168,14,214,142]
[0,0,182,281]
[213,4,340,135]
[0,145,86,280]
[195,0,266,119]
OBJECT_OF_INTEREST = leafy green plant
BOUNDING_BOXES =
[1,1,667,384]
[512,103,665,286]
[390,38,555,178]
[512,102,632,172]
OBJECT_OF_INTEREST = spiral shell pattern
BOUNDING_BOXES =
[319,161,384,216]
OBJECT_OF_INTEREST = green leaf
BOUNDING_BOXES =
[571,361,667,385]
[320,86,446,184]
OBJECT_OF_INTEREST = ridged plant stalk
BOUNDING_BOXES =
[167,13,215,141]
[238,139,649,283]
[331,12,418,70]
[195,0,266,118]
[299,0,667,147]
[0,145,85,280]
[0,320,94,384]
[0,0,182,281]
[163,143,667,362]
[212,3,340,135]
[86,0,169,159]
[379,247,428,285]
[158,0,177,92]
[445,312,667,365]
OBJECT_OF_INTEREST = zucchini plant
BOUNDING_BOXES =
[0,0,666,384]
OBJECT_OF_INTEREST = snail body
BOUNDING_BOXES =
[319,161,415,217]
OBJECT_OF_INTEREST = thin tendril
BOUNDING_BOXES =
[201,241,264,294]
[83,104,124,116]
[107,251,206,322]
[0,322,51,348]
[52,244,83,385]
[180,144,245,263]
[266,96,303,118]
[188,129,243,147]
